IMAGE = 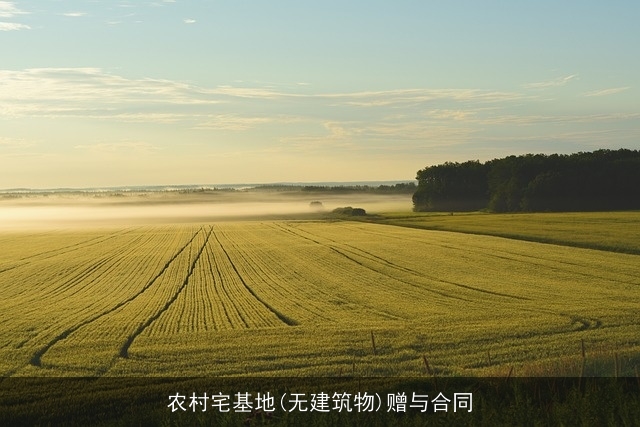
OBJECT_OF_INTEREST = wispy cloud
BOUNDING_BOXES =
[426,109,476,121]
[474,128,640,146]
[212,85,284,99]
[62,12,87,17]
[524,75,577,89]
[74,141,161,153]
[0,21,28,30]
[183,18,196,24]
[192,114,298,131]
[584,87,631,97]
[3,67,636,157]
[0,1,27,18]
[0,68,222,118]
[281,119,478,152]
[0,136,32,148]
[319,88,526,107]
[0,1,28,30]
[476,112,640,126]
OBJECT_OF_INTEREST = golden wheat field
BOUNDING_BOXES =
[1,218,639,378]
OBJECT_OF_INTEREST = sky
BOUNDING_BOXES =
[1,1,639,189]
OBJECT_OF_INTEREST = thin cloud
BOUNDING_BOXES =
[212,85,284,99]
[524,75,577,89]
[0,21,29,30]
[0,136,32,148]
[0,1,27,18]
[426,109,476,121]
[584,87,630,97]
[194,115,271,131]
[320,88,526,107]
[0,68,223,118]
[193,114,299,131]
[183,18,196,24]
[477,112,640,126]
[282,119,477,149]
[0,0,28,31]
[74,141,161,153]
[475,128,640,145]
[5,66,616,151]
[62,12,87,17]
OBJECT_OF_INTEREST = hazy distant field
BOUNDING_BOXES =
[0,190,411,229]
[1,195,639,377]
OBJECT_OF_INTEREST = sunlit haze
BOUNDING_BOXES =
[1,1,639,189]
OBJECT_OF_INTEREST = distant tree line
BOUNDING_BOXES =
[413,149,640,212]
[254,183,416,194]
[301,183,416,194]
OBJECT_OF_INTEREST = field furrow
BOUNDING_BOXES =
[25,227,206,374]
[268,223,487,312]
[1,218,638,377]
[117,227,213,358]
[288,221,640,323]
[213,223,427,322]
[143,227,289,336]
[340,222,640,285]
[0,228,138,278]
[285,222,531,302]
[0,226,202,375]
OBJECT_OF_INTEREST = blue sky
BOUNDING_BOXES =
[1,1,639,188]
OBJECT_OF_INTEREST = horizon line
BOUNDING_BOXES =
[0,179,417,193]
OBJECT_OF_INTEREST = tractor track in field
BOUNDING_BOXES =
[16,232,154,345]
[336,239,531,301]
[210,228,298,327]
[351,223,640,286]
[25,231,154,303]
[223,224,336,322]
[28,227,205,368]
[118,226,213,359]
[200,239,251,329]
[267,223,413,320]
[435,239,640,287]
[202,245,239,329]
[274,223,472,304]
[0,228,139,275]
[277,223,529,302]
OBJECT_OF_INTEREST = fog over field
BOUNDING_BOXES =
[0,190,411,229]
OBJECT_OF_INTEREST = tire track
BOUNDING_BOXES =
[1,230,145,301]
[285,223,530,301]
[21,231,152,304]
[200,247,233,330]
[275,223,514,303]
[267,223,469,319]
[118,226,212,358]
[206,240,258,329]
[0,228,138,275]
[347,222,639,286]
[29,227,204,368]
[210,228,298,327]
[222,224,335,322]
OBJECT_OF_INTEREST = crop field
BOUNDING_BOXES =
[372,211,640,255]
[1,220,639,378]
